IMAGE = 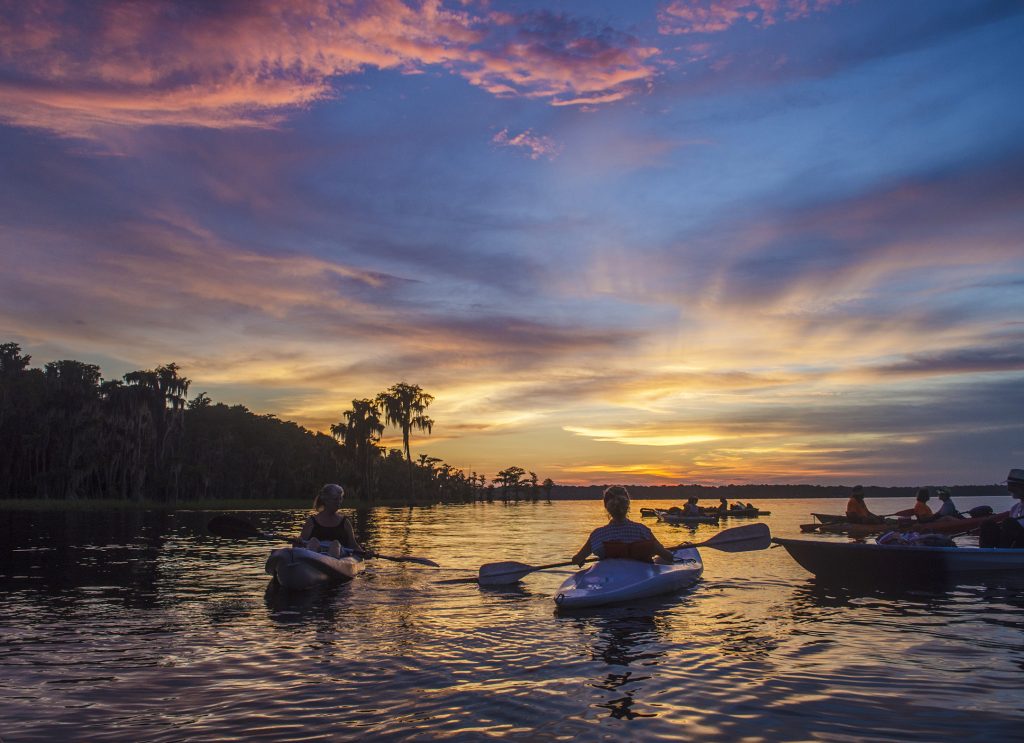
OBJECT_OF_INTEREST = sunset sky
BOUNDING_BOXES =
[2,0,1022,486]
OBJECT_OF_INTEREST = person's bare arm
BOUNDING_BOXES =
[572,539,592,567]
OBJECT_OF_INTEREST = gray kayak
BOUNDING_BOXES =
[265,546,364,590]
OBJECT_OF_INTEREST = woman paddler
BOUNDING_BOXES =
[299,484,365,558]
[845,485,884,524]
[571,486,677,566]
[913,488,939,523]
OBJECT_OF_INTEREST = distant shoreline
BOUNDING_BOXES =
[0,483,1009,511]
[545,483,1007,500]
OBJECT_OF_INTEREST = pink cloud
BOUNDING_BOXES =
[658,0,842,35]
[491,128,561,160]
[0,0,661,139]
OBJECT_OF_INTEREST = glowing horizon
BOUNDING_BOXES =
[1,1,1022,487]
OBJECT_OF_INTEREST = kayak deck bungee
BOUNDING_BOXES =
[265,546,364,590]
[554,546,703,608]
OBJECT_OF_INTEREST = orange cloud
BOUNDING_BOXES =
[0,0,661,139]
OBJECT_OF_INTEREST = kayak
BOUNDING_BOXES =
[803,515,992,538]
[773,537,1024,582]
[639,507,659,518]
[703,508,770,518]
[656,510,719,525]
[264,547,364,590]
[554,547,702,608]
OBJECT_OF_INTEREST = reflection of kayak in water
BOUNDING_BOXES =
[656,510,719,525]
[554,547,703,608]
[264,547,364,590]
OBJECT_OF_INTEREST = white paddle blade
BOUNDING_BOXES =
[477,560,533,586]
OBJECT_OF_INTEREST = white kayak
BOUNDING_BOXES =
[553,547,703,608]
[265,547,364,590]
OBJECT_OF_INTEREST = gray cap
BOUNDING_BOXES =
[1008,469,1024,485]
[321,483,345,499]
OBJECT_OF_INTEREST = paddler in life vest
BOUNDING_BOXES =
[913,488,939,523]
[299,484,365,558]
[934,489,962,519]
[572,486,677,566]
[845,485,884,524]
[682,497,702,516]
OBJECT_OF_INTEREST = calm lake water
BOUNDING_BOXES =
[2,495,1023,741]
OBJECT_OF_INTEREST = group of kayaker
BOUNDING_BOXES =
[843,470,1024,548]
[846,485,964,525]
[298,469,1024,564]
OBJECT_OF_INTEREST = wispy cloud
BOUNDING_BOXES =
[658,0,843,35]
[0,0,660,139]
[492,128,561,160]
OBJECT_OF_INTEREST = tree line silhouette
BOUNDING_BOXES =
[0,343,553,504]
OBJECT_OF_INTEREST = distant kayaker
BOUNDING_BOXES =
[717,497,729,514]
[913,488,938,523]
[846,485,884,524]
[934,489,961,519]
[979,469,1024,548]
[682,497,702,516]
[572,486,677,566]
[299,484,365,558]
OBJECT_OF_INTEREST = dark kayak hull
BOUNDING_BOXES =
[804,515,991,537]
[773,537,1024,582]
[704,509,770,518]
[265,547,364,590]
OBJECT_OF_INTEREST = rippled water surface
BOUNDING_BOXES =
[2,496,1023,741]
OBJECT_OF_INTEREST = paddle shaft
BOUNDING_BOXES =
[468,523,771,585]
[207,514,438,566]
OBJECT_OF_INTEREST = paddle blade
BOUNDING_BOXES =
[477,560,534,586]
[682,522,771,552]
[208,514,263,539]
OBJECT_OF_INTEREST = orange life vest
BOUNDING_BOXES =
[846,497,871,519]
[914,501,933,519]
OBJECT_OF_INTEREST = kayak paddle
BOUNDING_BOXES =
[445,522,773,586]
[206,514,439,567]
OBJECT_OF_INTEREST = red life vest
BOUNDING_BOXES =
[602,539,657,562]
